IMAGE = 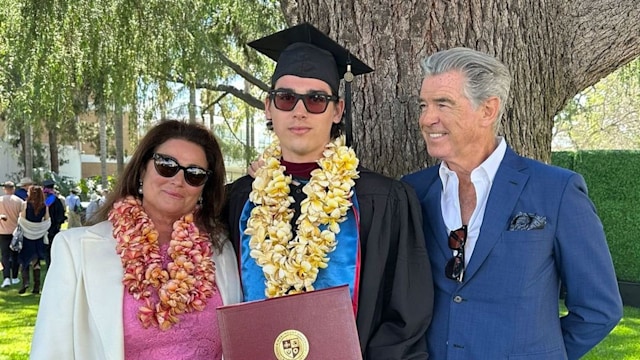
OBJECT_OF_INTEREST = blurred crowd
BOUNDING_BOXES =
[0,177,108,292]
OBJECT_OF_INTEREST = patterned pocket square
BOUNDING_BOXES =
[509,212,546,231]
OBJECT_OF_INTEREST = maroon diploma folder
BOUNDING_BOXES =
[216,285,362,360]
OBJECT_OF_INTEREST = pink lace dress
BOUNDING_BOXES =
[123,243,223,360]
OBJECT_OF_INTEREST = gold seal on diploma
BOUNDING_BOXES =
[274,329,309,360]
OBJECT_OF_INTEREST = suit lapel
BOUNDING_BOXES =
[82,222,124,358]
[462,148,529,284]
[424,179,450,261]
[408,168,450,261]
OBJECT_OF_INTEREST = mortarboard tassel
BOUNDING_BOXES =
[344,63,354,147]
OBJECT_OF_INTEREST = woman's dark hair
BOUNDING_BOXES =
[28,186,46,215]
[93,120,227,249]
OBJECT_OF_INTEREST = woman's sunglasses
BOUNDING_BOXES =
[152,153,211,187]
[268,90,339,114]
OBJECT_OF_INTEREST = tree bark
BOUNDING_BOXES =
[280,0,640,178]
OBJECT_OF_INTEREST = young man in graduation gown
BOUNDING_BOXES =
[224,23,433,359]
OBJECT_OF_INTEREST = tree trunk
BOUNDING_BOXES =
[189,85,197,123]
[75,115,82,164]
[48,127,59,174]
[24,122,33,178]
[114,105,124,177]
[244,80,254,168]
[99,110,107,185]
[281,0,640,179]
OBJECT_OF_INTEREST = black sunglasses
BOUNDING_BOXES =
[445,225,467,282]
[268,90,339,114]
[152,153,211,187]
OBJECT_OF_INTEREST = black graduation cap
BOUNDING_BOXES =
[248,22,374,146]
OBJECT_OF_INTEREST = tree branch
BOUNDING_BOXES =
[201,92,229,116]
[564,0,640,92]
[219,106,249,146]
[213,50,270,92]
[162,73,265,110]
[201,83,265,110]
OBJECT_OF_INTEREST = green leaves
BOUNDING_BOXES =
[0,0,286,174]
[554,58,640,150]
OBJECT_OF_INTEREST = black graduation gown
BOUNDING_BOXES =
[223,167,434,360]
[46,194,66,240]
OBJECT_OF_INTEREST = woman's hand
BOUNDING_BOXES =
[247,160,265,179]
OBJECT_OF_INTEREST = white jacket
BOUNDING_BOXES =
[30,221,242,360]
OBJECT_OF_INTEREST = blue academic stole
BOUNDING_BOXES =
[239,193,361,305]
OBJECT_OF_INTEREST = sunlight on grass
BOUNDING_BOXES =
[561,304,640,360]
[0,286,40,360]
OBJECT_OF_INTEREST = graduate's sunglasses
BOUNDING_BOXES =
[445,225,467,282]
[268,90,339,114]
[152,153,211,187]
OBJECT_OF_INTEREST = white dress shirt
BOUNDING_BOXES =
[439,137,507,265]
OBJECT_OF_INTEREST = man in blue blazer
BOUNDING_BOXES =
[402,47,622,360]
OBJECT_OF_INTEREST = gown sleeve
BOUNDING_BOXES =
[358,176,434,360]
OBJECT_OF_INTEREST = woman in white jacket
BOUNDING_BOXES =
[31,120,242,360]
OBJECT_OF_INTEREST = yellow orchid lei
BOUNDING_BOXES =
[245,135,359,298]
[109,196,216,330]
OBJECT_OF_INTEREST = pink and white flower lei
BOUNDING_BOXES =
[109,196,216,330]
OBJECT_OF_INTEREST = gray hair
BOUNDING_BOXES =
[420,47,511,122]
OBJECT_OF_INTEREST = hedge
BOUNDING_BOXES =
[553,151,640,282]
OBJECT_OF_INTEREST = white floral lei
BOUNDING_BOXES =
[245,135,359,298]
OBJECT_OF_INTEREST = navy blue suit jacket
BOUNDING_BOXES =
[402,147,622,360]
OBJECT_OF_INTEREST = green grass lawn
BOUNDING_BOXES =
[1,283,639,359]
[563,305,640,360]
[0,284,40,360]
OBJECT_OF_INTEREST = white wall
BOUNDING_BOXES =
[58,145,82,180]
[0,140,22,182]
[0,141,83,182]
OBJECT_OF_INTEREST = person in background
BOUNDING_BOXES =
[32,120,242,359]
[17,185,50,294]
[225,23,433,359]
[65,188,83,228]
[84,193,102,223]
[0,181,24,288]
[56,189,66,211]
[14,177,33,200]
[42,179,66,268]
[100,189,109,203]
[402,47,623,359]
